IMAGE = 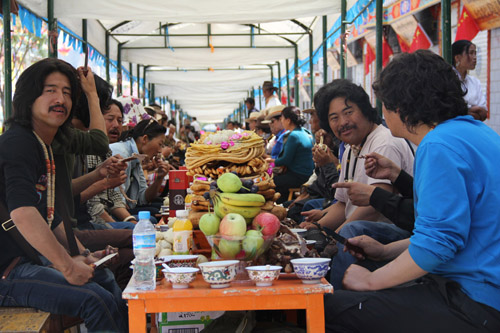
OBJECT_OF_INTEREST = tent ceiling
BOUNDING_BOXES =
[18,0,359,122]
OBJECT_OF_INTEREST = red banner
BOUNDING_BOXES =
[409,23,432,52]
[455,6,480,41]
[365,42,375,75]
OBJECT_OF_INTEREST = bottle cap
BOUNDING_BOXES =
[176,210,189,218]
[138,211,151,220]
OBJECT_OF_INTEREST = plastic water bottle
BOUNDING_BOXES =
[132,211,156,290]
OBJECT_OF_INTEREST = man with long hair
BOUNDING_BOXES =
[0,58,127,332]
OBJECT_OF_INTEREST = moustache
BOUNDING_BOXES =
[108,128,120,135]
[339,124,356,134]
[49,105,68,113]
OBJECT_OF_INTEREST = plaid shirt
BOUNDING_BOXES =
[86,151,127,224]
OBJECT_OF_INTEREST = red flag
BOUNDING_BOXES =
[365,42,375,75]
[455,6,480,42]
[396,34,410,53]
[383,36,394,67]
[409,24,432,53]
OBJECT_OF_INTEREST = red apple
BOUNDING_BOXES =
[252,212,280,236]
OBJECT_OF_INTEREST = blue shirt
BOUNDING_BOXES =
[110,138,148,209]
[275,127,314,177]
[271,129,288,159]
[409,116,500,311]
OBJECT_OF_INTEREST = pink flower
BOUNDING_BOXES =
[220,141,229,150]
[206,141,212,145]
[229,140,235,147]
[242,132,249,137]
[231,134,241,140]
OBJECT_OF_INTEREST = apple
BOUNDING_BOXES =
[252,212,280,236]
[217,173,242,193]
[219,213,247,237]
[199,213,220,236]
[242,230,264,255]
[218,238,241,259]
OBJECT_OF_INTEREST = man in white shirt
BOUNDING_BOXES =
[262,81,281,108]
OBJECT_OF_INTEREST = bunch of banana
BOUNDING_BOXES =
[213,192,265,219]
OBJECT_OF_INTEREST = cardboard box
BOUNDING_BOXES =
[157,311,224,333]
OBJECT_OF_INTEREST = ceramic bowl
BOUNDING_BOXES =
[207,235,274,261]
[306,239,317,250]
[162,267,199,289]
[198,260,239,288]
[246,265,282,287]
[160,255,198,268]
[290,228,307,237]
[290,258,331,284]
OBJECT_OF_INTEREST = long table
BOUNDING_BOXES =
[123,275,333,332]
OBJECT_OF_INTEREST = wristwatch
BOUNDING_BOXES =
[80,248,91,257]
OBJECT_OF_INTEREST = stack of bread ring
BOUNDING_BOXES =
[185,130,287,225]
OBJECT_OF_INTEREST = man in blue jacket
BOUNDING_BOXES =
[324,50,500,332]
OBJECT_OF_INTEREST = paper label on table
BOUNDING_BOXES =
[165,311,224,322]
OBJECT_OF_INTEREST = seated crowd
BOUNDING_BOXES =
[1,49,499,332]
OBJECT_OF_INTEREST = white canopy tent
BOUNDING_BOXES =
[17,0,361,122]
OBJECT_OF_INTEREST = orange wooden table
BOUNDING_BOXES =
[123,275,333,332]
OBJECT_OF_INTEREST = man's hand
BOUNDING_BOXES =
[342,264,373,291]
[95,155,127,180]
[91,245,120,267]
[105,170,127,189]
[469,106,487,121]
[60,259,95,286]
[300,209,324,222]
[332,182,375,207]
[344,235,386,261]
[364,152,401,182]
[312,146,338,167]
[77,66,96,97]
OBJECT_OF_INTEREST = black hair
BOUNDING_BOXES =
[245,97,255,105]
[74,74,113,127]
[167,119,176,127]
[373,50,468,130]
[281,106,306,128]
[452,40,474,67]
[120,118,166,142]
[313,79,381,135]
[8,58,80,137]
[192,117,197,121]
[104,99,124,116]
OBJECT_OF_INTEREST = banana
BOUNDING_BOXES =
[219,192,265,207]
[215,200,261,219]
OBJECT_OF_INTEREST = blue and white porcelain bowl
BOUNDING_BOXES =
[162,267,199,289]
[198,260,239,288]
[290,258,331,284]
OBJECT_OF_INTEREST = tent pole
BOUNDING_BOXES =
[48,0,58,58]
[105,31,110,82]
[117,43,123,96]
[441,0,452,64]
[129,63,133,96]
[286,59,291,105]
[340,0,346,79]
[376,0,383,115]
[2,0,12,123]
[323,16,328,86]
[294,45,299,107]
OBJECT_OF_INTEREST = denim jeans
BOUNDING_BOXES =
[330,221,412,290]
[108,221,136,230]
[0,256,128,333]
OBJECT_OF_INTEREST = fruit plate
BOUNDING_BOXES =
[207,234,275,261]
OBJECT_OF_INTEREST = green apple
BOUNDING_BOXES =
[218,238,241,259]
[242,230,264,255]
[219,213,247,237]
[199,213,220,236]
[217,173,242,193]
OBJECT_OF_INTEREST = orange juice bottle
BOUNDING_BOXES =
[184,188,194,211]
[172,210,193,255]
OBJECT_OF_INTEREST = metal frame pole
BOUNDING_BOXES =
[340,0,347,78]
[48,0,58,58]
[309,32,314,101]
[323,16,328,85]
[376,0,383,114]
[137,65,141,99]
[129,62,133,96]
[294,46,299,107]
[2,0,12,122]
[441,0,452,64]
[143,66,148,105]
[286,59,291,105]
[105,31,110,82]
[117,43,123,96]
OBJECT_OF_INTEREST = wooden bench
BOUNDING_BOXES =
[0,307,82,333]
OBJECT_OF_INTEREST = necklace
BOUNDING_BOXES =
[33,131,56,228]
[343,136,368,182]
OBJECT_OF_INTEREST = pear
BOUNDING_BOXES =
[217,173,242,193]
